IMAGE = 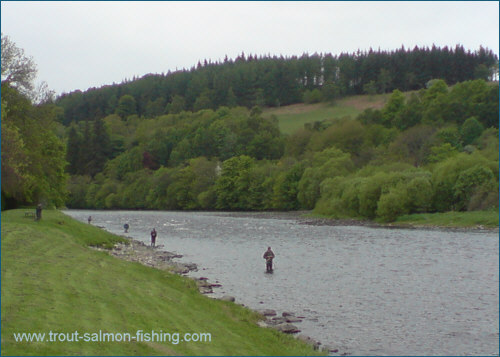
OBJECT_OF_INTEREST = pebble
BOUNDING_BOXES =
[220,295,236,302]
[257,309,277,316]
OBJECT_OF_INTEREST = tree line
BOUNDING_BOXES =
[56,45,498,124]
[1,35,67,209]
[65,79,499,221]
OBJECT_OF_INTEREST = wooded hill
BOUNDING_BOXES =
[56,45,498,124]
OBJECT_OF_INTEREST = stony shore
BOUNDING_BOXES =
[93,236,343,355]
[92,238,199,274]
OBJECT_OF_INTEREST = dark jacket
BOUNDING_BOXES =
[263,250,275,261]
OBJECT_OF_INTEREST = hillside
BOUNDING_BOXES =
[57,79,499,224]
[55,45,498,125]
[264,93,390,134]
[1,209,321,356]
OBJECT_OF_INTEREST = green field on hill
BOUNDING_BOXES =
[264,93,390,134]
[1,209,321,356]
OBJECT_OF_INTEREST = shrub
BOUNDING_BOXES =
[453,165,494,211]
[460,117,484,146]
[376,185,410,222]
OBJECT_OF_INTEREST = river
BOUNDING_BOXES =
[64,210,499,356]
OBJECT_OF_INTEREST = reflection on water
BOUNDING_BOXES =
[65,210,499,356]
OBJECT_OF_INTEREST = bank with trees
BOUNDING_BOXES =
[64,79,498,222]
[1,35,498,223]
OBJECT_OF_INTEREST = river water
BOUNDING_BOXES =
[64,210,499,356]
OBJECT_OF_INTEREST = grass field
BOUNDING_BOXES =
[395,210,499,228]
[1,209,321,356]
[264,93,390,134]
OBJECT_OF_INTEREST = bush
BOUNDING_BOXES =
[467,182,499,211]
[453,165,494,211]
[460,117,484,146]
[297,148,353,209]
[303,89,323,104]
[338,178,365,215]
[431,153,497,212]
[358,174,386,218]
[376,185,410,222]
[314,176,348,216]
[406,176,433,213]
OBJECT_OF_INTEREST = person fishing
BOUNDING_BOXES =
[263,246,275,272]
[124,223,129,233]
[35,203,42,221]
[150,228,157,247]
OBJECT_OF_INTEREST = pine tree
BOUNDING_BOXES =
[226,87,238,107]
[87,117,111,177]
[66,125,82,175]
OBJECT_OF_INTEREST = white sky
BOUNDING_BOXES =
[1,1,499,95]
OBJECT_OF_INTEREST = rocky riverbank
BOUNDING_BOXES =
[93,236,343,355]
[91,237,199,274]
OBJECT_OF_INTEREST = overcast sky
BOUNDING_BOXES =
[2,1,498,95]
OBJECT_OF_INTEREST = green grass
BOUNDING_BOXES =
[306,209,499,229]
[395,210,499,228]
[264,93,390,134]
[1,209,322,356]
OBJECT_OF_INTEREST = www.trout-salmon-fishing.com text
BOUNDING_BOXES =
[13,330,211,344]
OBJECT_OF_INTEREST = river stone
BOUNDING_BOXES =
[199,286,213,294]
[286,316,303,323]
[273,323,300,334]
[183,263,198,271]
[220,295,235,302]
[321,345,339,353]
[257,320,268,328]
[269,317,287,324]
[257,309,277,316]
[197,280,211,288]
[172,266,189,274]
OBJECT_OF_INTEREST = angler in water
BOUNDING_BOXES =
[263,246,275,273]
[150,228,157,247]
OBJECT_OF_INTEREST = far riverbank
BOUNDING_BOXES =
[208,210,499,232]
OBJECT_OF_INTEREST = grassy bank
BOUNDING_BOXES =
[306,210,499,229]
[1,209,321,356]
[394,210,499,228]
